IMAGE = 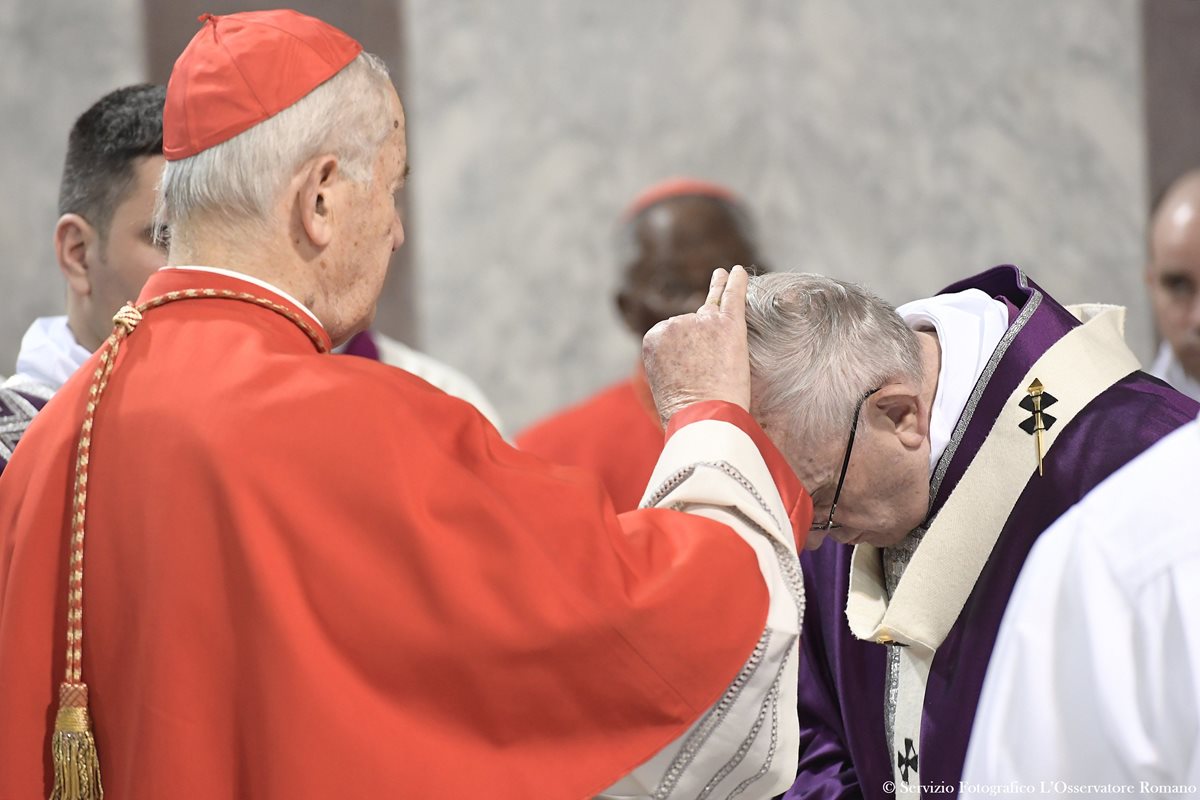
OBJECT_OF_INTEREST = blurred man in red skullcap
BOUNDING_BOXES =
[518,179,768,511]
[0,12,811,800]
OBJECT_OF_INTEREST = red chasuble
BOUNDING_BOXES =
[517,374,664,513]
[0,269,807,798]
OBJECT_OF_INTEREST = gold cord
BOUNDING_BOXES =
[50,288,328,799]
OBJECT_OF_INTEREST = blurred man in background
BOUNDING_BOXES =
[1,84,167,475]
[518,177,765,510]
[1146,169,1200,401]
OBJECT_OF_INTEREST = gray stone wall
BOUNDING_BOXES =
[1,1,1150,435]
[0,0,145,374]
[405,0,1148,431]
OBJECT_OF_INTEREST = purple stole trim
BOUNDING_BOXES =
[787,265,1200,800]
[340,330,381,361]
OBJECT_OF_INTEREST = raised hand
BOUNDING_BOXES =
[642,265,752,426]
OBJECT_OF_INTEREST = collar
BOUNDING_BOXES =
[160,266,324,330]
[896,288,1010,476]
[139,267,333,352]
[8,316,92,396]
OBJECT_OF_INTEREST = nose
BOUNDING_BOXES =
[803,528,829,551]
[1188,294,1200,331]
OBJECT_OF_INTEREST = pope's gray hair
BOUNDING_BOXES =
[745,272,924,448]
[156,52,394,245]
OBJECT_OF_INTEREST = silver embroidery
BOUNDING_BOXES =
[698,641,794,799]
[884,643,902,761]
[724,505,805,616]
[644,465,695,509]
[648,462,805,619]
[879,271,1043,746]
[725,667,783,799]
[0,388,42,460]
[881,276,1042,591]
[642,459,804,798]
[652,631,771,799]
[643,460,784,535]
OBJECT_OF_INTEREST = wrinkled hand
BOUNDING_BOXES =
[643,265,752,426]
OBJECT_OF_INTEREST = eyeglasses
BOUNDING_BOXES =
[813,387,882,532]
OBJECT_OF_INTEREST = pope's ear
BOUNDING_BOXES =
[872,384,926,449]
[55,213,97,296]
[297,155,340,248]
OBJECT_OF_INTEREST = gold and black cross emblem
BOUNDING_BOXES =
[1019,378,1058,476]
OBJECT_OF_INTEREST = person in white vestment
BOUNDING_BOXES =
[963,414,1200,799]
[1146,169,1200,402]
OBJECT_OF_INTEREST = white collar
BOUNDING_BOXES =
[161,266,324,330]
[1150,342,1200,403]
[8,315,93,395]
[896,289,1010,475]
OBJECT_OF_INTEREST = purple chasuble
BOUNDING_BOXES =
[0,387,50,476]
[782,266,1200,800]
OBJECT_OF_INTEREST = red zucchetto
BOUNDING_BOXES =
[163,9,362,160]
[622,177,740,220]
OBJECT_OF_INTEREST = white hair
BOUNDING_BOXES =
[156,52,394,243]
[745,273,924,448]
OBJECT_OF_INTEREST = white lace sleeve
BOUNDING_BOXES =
[598,418,805,800]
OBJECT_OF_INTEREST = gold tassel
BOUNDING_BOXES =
[50,682,103,800]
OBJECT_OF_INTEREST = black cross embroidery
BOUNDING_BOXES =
[896,737,919,783]
[1018,388,1058,434]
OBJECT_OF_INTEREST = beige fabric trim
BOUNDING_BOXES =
[847,306,1139,649]
[891,644,936,796]
[606,417,803,797]
[1064,302,1126,335]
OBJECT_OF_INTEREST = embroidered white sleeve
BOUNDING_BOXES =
[597,419,805,800]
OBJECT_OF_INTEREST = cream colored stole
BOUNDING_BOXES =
[844,305,1139,797]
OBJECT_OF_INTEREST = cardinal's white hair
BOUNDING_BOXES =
[156,52,394,246]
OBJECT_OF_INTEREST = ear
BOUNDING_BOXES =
[871,383,927,450]
[297,155,341,249]
[54,213,98,296]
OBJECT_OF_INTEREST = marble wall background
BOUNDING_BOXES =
[1,0,1150,434]
[0,0,145,374]
[406,0,1149,432]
